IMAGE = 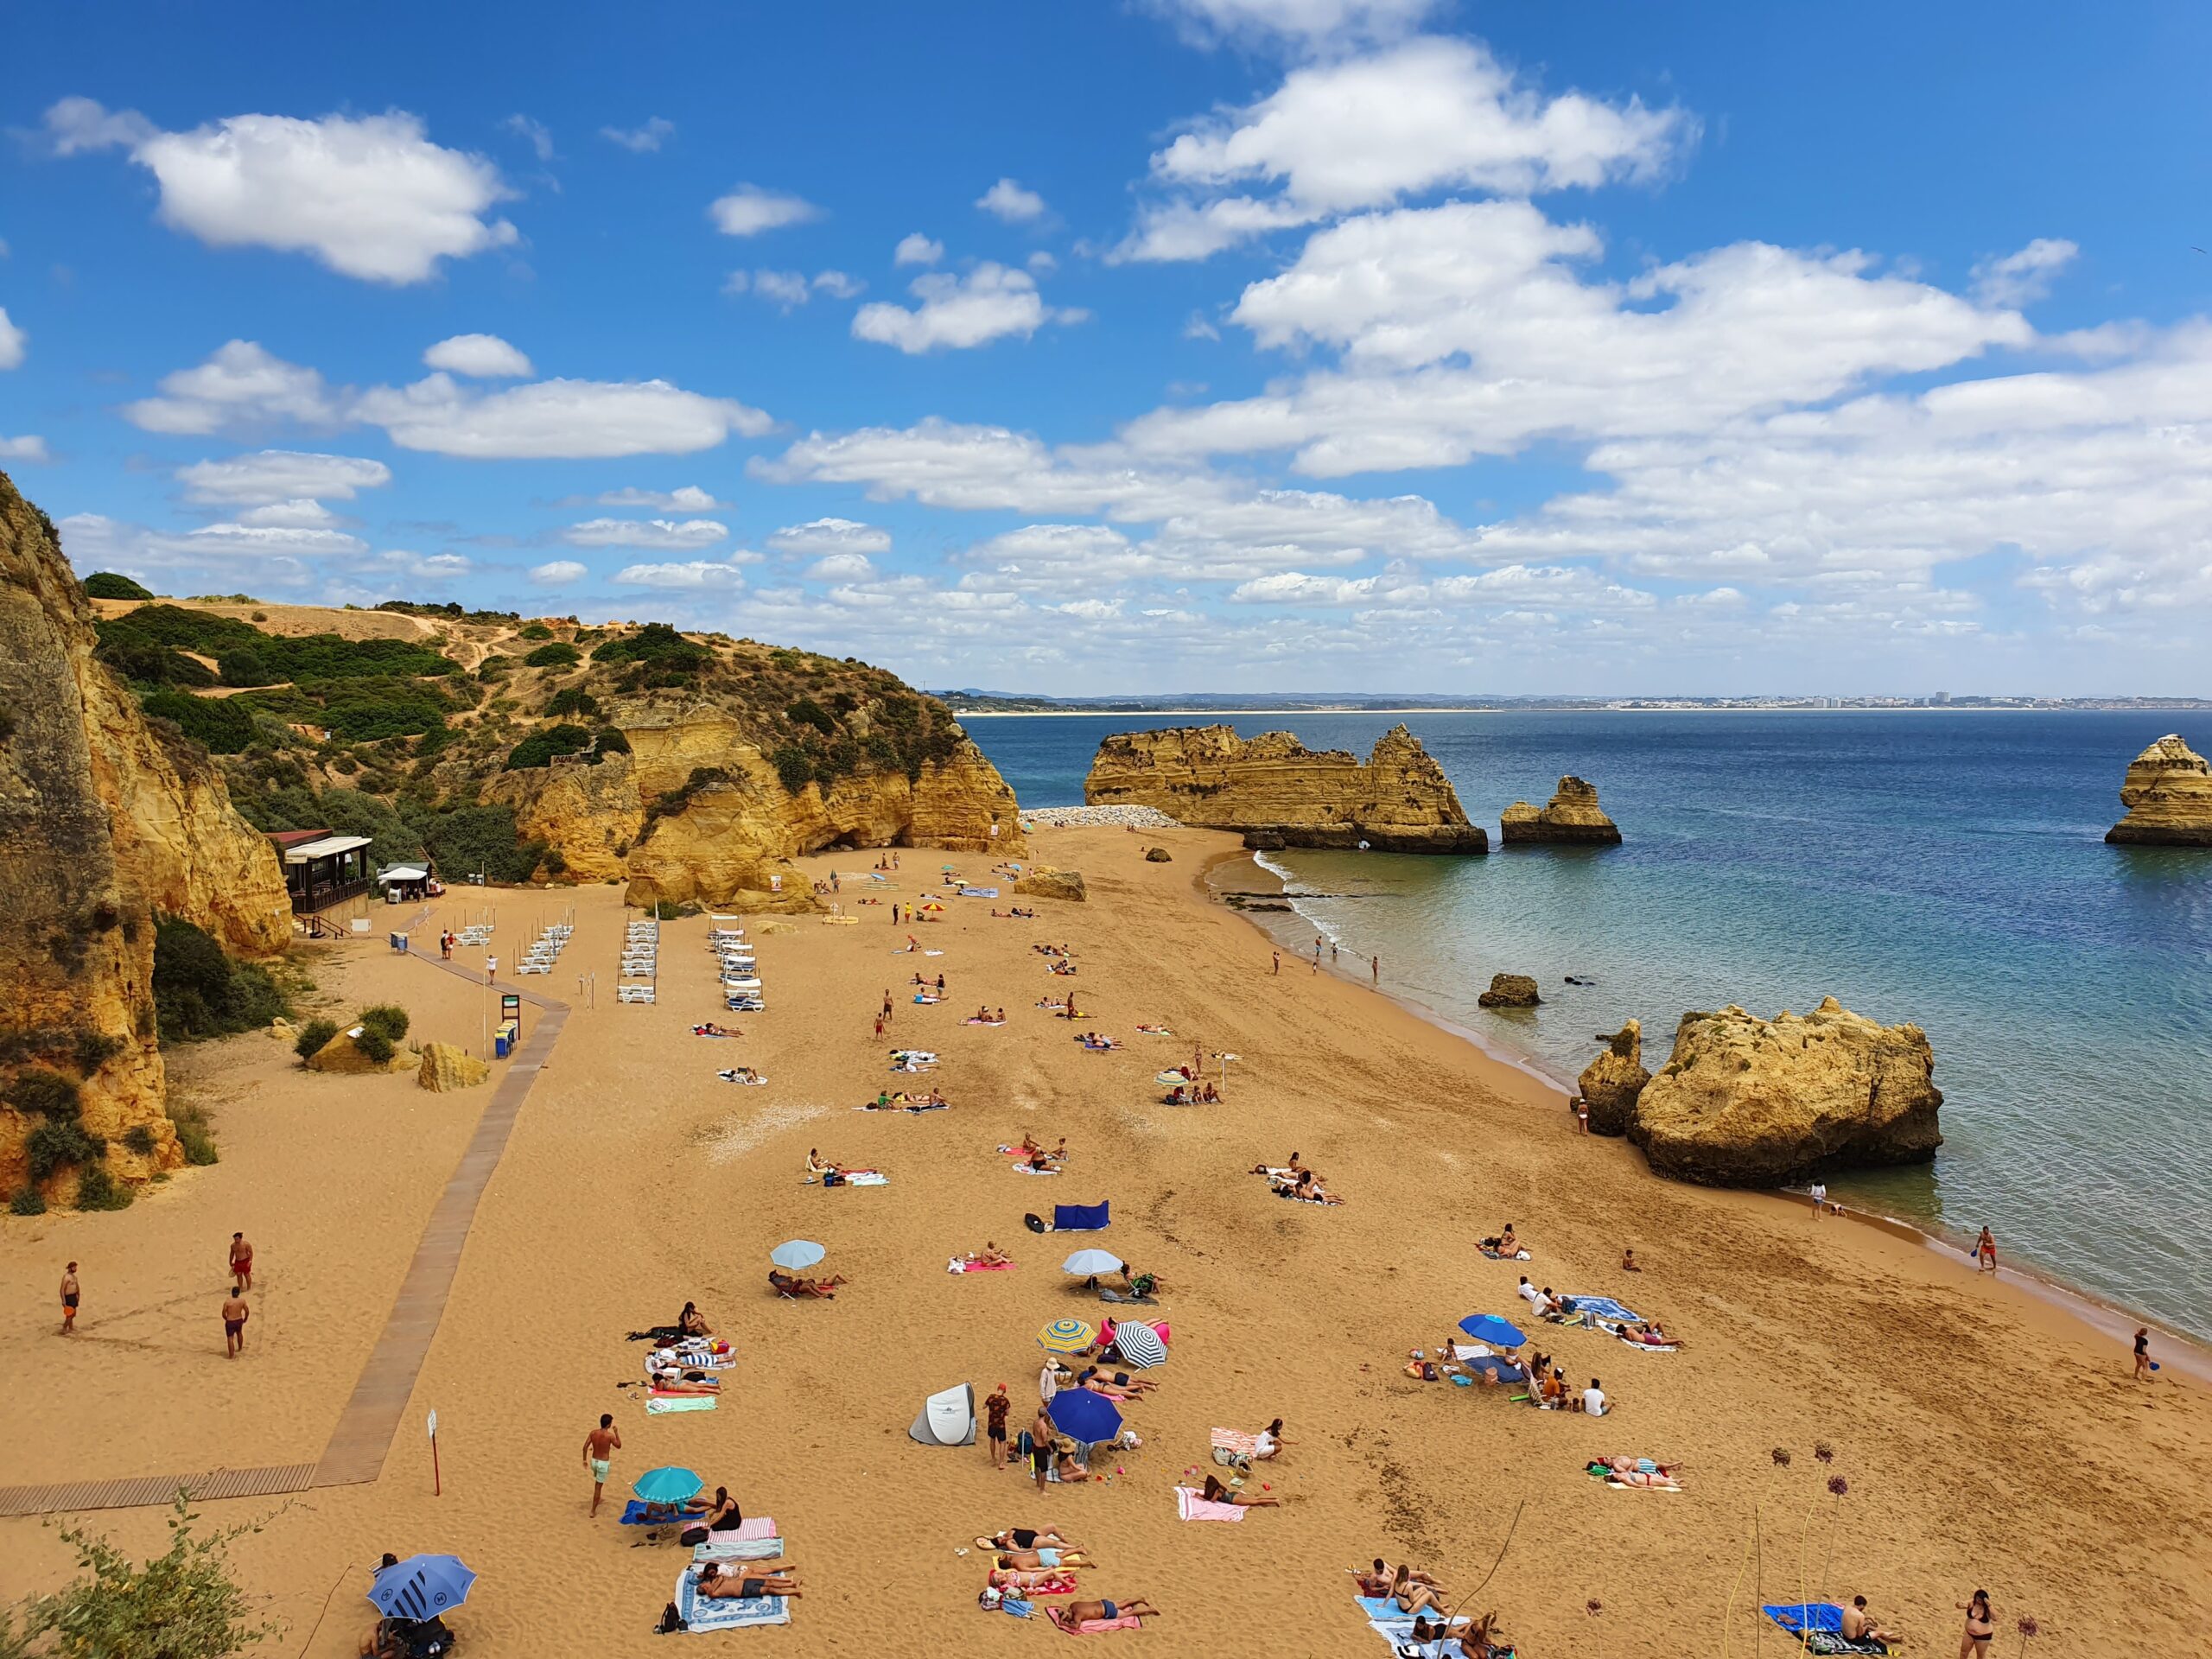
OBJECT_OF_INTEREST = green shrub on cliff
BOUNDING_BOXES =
[293,1017,340,1062]
[26,1118,104,1183]
[141,690,259,754]
[416,804,543,883]
[10,1187,47,1216]
[504,723,594,769]
[84,571,155,600]
[359,1004,410,1043]
[151,918,289,1043]
[74,1160,132,1211]
[5,1068,82,1119]
[17,1494,273,1658]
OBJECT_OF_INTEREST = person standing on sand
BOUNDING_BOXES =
[1031,1403,1057,1493]
[229,1231,254,1291]
[874,1014,886,1039]
[1371,955,1380,986]
[1976,1226,1998,1274]
[1271,950,1281,976]
[2133,1326,2153,1382]
[485,953,498,985]
[60,1262,79,1335]
[985,1383,1011,1466]
[222,1285,250,1357]
[1809,1181,1827,1219]
[584,1413,621,1515]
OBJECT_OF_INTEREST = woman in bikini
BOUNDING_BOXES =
[995,1546,1093,1570]
[1200,1473,1279,1507]
[696,1561,801,1599]
[1958,1590,1994,1658]
[677,1303,714,1338]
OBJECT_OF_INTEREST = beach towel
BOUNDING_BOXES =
[675,1572,789,1631]
[1764,1608,1888,1655]
[1012,1164,1061,1176]
[651,1349,734,1370]
[647,1395,718,1414]
[716,1071,768,1085]
[621,1499,700,1528]
[842,1172,888,1186]
[1564,1294,1641,1322]
[691,1536,785,1562]
[1046,1610,1144,1634]
[1053,1202,1110,1230]
[1478,1247,1532,1261]
[1173,1485,1248,1522]
[1211,1427,1262,1456]
[1095,1288,1155,1304]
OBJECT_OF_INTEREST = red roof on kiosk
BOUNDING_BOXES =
[266,828,333,848]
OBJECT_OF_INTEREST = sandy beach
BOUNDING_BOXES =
[3,823,2207,1656]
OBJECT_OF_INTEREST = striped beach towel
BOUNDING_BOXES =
[647,1395,718,1414]
[1173,1485,1247,1522]
[1210,1427,1261,1455]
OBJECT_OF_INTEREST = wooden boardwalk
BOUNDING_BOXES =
[0,955,568,1517]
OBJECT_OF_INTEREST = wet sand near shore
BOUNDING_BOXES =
[2,823,2207,1656]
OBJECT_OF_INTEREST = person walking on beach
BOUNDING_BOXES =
[60,1262,79,1335]
[1330,939,1338,965]
[1975,1226,1998,1275]
[1271,950,1281,976]
[985,1383,1011,1466]
[2133,1326,2154,1382]
[222,1284,250,1357]
[1031,1403,1057,1494]
[485,952,498,985]
[584,1413,622,1516]
[874,1013,886,1039]
[229,1231,254,1291]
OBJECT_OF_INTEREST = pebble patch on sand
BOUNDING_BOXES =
[1022,804,1180,828]
[697,1100,831,1164]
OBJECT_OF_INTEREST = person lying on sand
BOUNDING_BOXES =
[1136,1024,1171,1034]
[768,1269,847,1298]
[1587,1456,1680,1483]
[1616,1321,1678,1347]
[693,1022,738,1037]
[989,1566,1079,1594]
[717,1067,764,1084]
[984,1527,1075,1551]
[1056,1599,1161,1624]
[1075,1367,1151,1400]
[647,1367,722,1394]
[995,1546,1093,1569]
[696,1561,802,1599]
[1200,1474,1278,1507]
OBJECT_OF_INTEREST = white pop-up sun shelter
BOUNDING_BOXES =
[908,1382,976,1447]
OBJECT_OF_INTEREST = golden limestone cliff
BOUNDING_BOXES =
[1629,997,1943,1187]
[1084,723,1487,854]
[497,702,1024,911]
[2105,734,2212,847]
[1499,775,1622,847]
[0,474,273,1197]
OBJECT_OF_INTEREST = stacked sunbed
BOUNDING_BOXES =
[712,918,763,1012]
[618,918,658,1004]
[456,924,493,947]
[516,923,572,976]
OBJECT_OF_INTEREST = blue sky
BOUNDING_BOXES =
[4,0,2210,696]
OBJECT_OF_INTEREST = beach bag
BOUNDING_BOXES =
[655,1601,687,1634]
[678,1526,709,1547]
[1212,1446,1250,1470]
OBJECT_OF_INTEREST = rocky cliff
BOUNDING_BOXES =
[1499,776,1621,847]
[497,702,1024,912]
[1628,997,1943,1186]
[1083,724,1486,854]
[1578,1020,1649,1136]
[2105,734,2212,847]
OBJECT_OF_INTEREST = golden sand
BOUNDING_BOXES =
[2,823,2207,1656]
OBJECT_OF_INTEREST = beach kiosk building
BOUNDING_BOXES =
[268,826,373,913]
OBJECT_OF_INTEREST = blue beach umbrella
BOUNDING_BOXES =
[771,1240,826,1270]
[1047,1389,1123,1445]
[366,1554,477,1621]
[1060,1249,1122,1275]
[1458,1313,1527,1347]
[632,1465,703,1504]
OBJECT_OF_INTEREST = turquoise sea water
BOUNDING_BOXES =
[965,711,2212,1342]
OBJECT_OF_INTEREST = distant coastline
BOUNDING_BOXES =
[950,700,2211,717]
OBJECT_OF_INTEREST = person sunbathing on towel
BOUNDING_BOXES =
[1587,1456,1680,1483]
[694,1022,736,1037]
[718,1067,763,1084]
[1481,1223,1518,1255]
[986,1527,1074,1551]
[647,1366,721,1394]
[988,1566,1077,1594]
[1386,1563,1450,1615]
[768,1269,847,1298]
[1076,1367,1148,1399]
[696,1562,802,1599]
[1200,1473,1278,1507]
[1620,1322,1677,1347]
[1056,1599,1161,1624]
[995,1546,1094,1569]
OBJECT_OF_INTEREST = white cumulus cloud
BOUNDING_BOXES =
[233,499,343,529]
[530,559,588,586]
[804,552,876,581]
[175,449,392,505]
[851,264,1085,353]
[613,558,750,589]
[894,232,944,267]
[709,184,822,237]
[353,372,771,459]
[563,517,729,550]
[0,435,50,462]
[594,485,724,511]
[0,306,24,370]
[1971,238,2078,308]
[124,340,346,435]
[423,333,533,378]
[601,118,675,154]
[767,517,893,556]
[48,98,518,284]
[976,178,1046,221]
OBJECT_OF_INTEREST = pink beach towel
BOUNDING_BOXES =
[1174,1485,1248,1522]
[1048,1610,1145,1633]
[959,1259,1016,1271]
[734,1516,778,1541]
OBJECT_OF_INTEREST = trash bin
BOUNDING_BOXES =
[494,1032,511,1059]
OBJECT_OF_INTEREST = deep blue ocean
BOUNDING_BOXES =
[965,710,2212,1341]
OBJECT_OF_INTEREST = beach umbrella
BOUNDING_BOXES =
[1037,1318,1096,1353]
[1109,1321,1168,1370]
[770,1240,825,1270]
[632,1465,703,1504]
[1458,1313,1527,1347]
[919,901,946,912]
[1060,1249,1122,1276]
[366,1554,477,1621]
[1047,1389,1123,1444]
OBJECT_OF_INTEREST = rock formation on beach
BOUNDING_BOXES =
[1499,776,1622,846]
[418,1042,491,1091]
[1084,724,1486,854]
[0,471,289,1204]
[1578,1021,1649,1135]
[1627,997,1942,1186]
[1015,868,1087,903]
[1478,973,1541,1007]
[2105,734,2212,846]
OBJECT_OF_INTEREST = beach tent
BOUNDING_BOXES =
[1053,1202,1110,1231]
[376,865,430,887]
[908,1382,976,1446]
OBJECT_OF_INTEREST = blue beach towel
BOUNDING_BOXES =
[1054,1201,1110,1230]
[1564,1294,1641,1323]
[677,1573,791,1630]
[620,1499,693,1528]
[1765,1604,1843,1633]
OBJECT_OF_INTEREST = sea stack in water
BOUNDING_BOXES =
[2105,735,2212,847]
[1478,974,1541,1008]
[1499,777,1621,846]
[1084,724,1486,854]
[1578,1021,1650,1136]
[1628,997,1942,1186]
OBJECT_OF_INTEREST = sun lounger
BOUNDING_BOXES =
[1173,1485,1248,1522]
[675,1571,790,1631]
[618,986,657,1004]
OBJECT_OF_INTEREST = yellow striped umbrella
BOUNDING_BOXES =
[1037,1318,1096,1353]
